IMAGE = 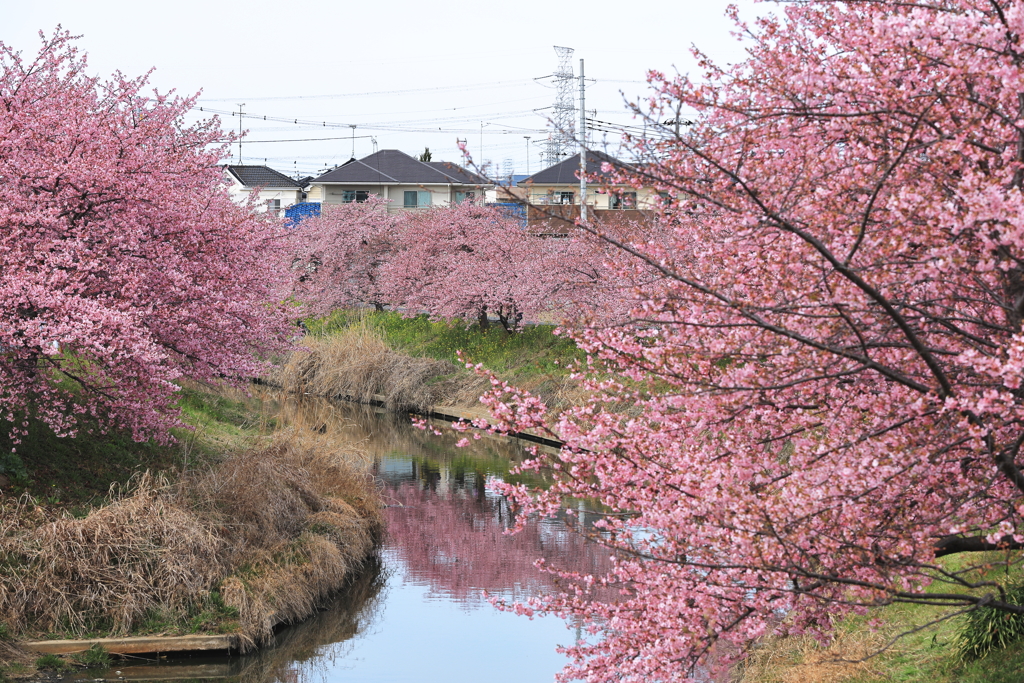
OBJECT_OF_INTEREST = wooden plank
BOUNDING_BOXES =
[21,634,238,655]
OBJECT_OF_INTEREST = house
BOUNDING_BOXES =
[515,151,661,232]
[517,150,662,210]
[224,165,306,217]
[309,150,490,212]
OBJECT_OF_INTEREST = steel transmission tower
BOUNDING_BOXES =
[545,46,576,168]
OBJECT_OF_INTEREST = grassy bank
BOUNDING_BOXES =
[0,384,383,677]
[737,552,1024,683]
[286,309,586,413]
[0,386,256,508]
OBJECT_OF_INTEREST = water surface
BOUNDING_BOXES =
[92,395,612,683]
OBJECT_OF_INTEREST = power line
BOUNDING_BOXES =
[197,79,536,102]
[194,106,550,135]
[196,106,520,127]
[220,135,376,144]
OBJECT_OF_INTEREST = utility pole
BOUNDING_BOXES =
[349,125,357,159]
[236,103,245,164]
[579,59,587,223]
[524,136,531,175]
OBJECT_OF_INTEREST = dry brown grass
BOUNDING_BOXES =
[737,629,888,683]
[273,326,465,412]
[0,429,382,651]
[0,472,224,635]
[186,433,382,649]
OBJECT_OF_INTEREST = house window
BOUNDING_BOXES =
[404,190,432,208]
[556,191,574,205]
[342,190,370,203]
[610,192,637,210]
[267,199,282,215]
[455,191,476,204]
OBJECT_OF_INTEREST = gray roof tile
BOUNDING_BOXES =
[225,165,303,188]
[520,150,627,185]
[313,150,487,185]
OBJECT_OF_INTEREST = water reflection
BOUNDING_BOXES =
[92,393,613,683]
[238,556,388,683]
[382,464,614,606]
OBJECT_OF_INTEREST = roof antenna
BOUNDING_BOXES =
[236,103,245,164]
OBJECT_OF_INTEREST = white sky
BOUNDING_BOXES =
[4,0,761,178]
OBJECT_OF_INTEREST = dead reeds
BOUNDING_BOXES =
[1,472,224,635]
[0,431,383,651]
[274,325,466,412]
[737,629,889,683]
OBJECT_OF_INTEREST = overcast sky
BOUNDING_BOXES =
[4,0,761,178]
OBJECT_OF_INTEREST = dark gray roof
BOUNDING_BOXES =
[226,165,303,188]
[312,150,488,185]
[427,161,489,184]
[519,150,627,185]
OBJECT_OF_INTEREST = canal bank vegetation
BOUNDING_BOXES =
[0,386,383,675]
[284,309,587,414]
[736,552,1024,683]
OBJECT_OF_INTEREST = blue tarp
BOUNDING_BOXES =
[487,202,527,227]
[284,202,321,227]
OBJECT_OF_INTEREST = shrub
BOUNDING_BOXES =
[956,583,1024,662]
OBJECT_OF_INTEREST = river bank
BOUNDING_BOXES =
[2,394,609,683]
[0,387,383,681]
[273,310,589,422]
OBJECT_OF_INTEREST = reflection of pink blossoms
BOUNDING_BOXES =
[384,482,615,606]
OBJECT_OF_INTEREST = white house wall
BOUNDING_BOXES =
[226,180,302,213]
[320,184,469,211]
[527,184,659,210]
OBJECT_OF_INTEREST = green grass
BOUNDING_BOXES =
[70,644,110,669]
[0,411,177,507]
[0,385,261,508]
[33,654,72,673]
[954,639,1024,682]
[133,590,240,637]
[310,309,584,383]
[747,553,1024,683]
[868,555,1024,682]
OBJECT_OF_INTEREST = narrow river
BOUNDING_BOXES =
[88,393,613,683]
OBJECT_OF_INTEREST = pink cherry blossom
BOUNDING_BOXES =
[465,2,1024,680]
[0,31,293,444]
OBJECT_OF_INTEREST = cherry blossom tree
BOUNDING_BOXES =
[467,1,1024,680]
[287,197,399,314]
[381,202,561,332]
[0,31,293,444]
